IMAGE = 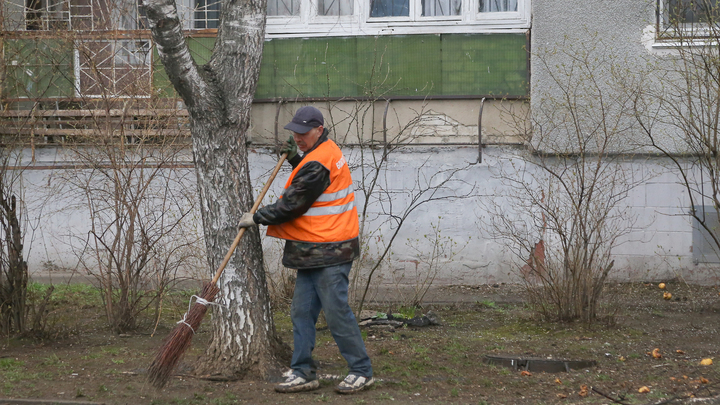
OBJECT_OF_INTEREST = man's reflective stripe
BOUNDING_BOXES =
[304,200,356,217]
[315,184,354,202]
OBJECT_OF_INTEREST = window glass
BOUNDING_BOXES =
[112,0,141,30]
[369,0,409,17]
[422,0,460,16]
[23,0,70,30]
[666,0,719,24]
[479,0,517,12]
[2,0,24,30]
[267,0,300,16]
[318,0,353,16]
[195,0,220,28]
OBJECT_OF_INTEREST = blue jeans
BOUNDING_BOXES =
[290,262,372,380]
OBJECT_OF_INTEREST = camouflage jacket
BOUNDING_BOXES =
[253,130,360,269]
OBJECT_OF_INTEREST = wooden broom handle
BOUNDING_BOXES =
[211,153,288,285]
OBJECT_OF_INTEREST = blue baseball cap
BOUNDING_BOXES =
[284,106,324,134]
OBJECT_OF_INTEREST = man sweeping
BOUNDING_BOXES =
[237,106,374,394]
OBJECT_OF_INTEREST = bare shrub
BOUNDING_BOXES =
[55,105,200,333]
[483,35,646,324]
[0,148,30,336]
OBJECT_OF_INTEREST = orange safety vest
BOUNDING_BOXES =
[266,140,359,243]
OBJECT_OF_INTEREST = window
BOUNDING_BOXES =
[262,0,528,37]
[368,0,527,28]
[369,0,464,17]
[370,0,408,17]
[267,0,301,16]
[423,0,461,16]
[479,0,517,12]
[76,39,152,98]
[194,0,220,28]
[665,0,719,24]
[657,0,720,39]
[176,0,220,29]
[4,0,528,34]
[12,0,71,30]
[112,0,147,30]
[318,0,353,16]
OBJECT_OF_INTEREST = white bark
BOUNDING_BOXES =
[145,0,287,379]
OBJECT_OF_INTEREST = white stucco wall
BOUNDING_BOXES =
[17,144,720,287]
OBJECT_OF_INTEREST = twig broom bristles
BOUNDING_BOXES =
[147,153,288,389]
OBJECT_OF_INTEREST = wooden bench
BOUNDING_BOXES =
[0,109,192,145]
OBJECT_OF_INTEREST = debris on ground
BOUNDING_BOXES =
[358,310,441,328]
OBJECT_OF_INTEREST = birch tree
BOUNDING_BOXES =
[144,0,288,379]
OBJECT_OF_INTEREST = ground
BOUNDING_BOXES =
[1,282,719,405]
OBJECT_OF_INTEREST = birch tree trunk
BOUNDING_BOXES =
[144,0,289,379]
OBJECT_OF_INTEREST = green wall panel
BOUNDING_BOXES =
[259,37,359,98]
[2,39,74,98]
[355,35,442,97]
[440,34,528,96]
[1,33,527,101]
[155,33,529,99]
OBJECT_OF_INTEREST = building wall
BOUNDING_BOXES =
[528,1,720,283]
[20,144,720,287]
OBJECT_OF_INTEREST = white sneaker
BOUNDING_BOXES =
[334,374,375,394]
[274,373,320,393]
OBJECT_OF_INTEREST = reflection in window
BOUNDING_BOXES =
[370,0,409,17]
[25,0,42,29]
[114,40,151,66]
[422,0,460,16]
[24,0,69,30]
[195,0,220,28]
[666,0,719,24]
[111,0,145,30]
[268,0,300,16]
[479,0,517,12]
[318,0,353,16]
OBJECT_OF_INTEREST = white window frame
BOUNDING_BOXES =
[264,0,530,38]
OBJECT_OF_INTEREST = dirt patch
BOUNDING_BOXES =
[1,282,720,404]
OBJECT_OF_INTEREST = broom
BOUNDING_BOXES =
[147,153,288,389]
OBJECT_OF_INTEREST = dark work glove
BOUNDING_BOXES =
[280,135,298,160]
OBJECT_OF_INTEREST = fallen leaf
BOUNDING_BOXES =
[676,349,685,354]
[619,356,626,361]
[555,378,562,384]
[700,377,709,384]
[579,385,589,397]
[556,393,567,399]
[652,348,662,359]
[520,370,532,376]
[700,358,713,366]
[639,386,650,393]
